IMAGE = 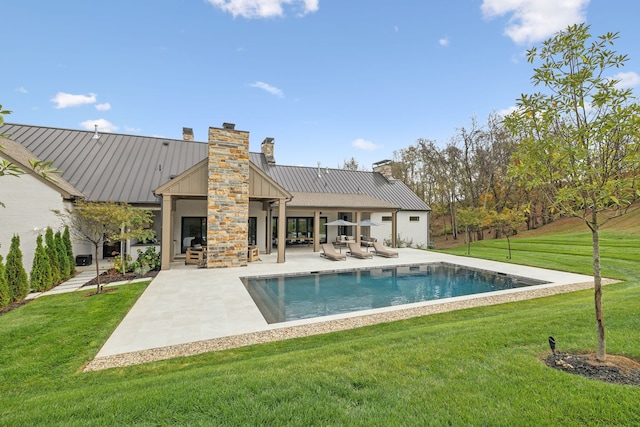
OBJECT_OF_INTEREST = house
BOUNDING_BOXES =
[0,122,430,272]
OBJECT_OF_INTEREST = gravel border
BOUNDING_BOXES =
[83,279,616,372]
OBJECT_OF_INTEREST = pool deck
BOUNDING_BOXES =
[86,248,600,371]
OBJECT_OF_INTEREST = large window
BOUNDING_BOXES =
[181,217,206,253]
[273,216,327,245]
[248,217,257,246]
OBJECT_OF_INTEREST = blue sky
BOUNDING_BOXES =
[3,0,639,168]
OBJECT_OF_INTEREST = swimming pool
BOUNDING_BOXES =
[242,262,549,324]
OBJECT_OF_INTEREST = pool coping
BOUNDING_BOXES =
[84,249,609,371]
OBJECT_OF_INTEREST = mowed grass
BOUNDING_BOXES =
[2,227,640,425]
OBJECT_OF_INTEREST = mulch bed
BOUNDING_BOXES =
[544,352,640,386]
[83,269,159,287]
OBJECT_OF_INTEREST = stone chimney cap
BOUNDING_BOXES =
[222,122,236,130]
[372,159,392,167]
[262,137,274,145]
[182,127,193,135]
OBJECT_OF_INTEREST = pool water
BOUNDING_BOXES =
[242,263,549,324]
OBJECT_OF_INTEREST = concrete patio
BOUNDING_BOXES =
[92,248,596,367]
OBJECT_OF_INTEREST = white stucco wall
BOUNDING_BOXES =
[0,172,69,275]
[370,211,430,247]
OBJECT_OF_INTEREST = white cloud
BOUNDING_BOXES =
[15,87,28,93]
[481,0,589,45]
[250,81,284,97]
[124,126,142,133]
[51,92,97,109]
[352,138,381,151]
[80,119,118,133]
[438,37,450,47]
[95,102,111,111]
[207,0,318,18]
[611,71,640,89]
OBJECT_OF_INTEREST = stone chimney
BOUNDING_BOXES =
[207,123,250,268]
[182,127,194,141]
[372,159,395,182]
[261,137,276,165]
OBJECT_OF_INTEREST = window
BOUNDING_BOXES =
[181,217,206,253]
[381,216,392,222]
[409,216,420,222]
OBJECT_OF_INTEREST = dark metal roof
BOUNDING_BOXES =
[0,123,208,204]
[1,123,430,212]
[250,153,430,211]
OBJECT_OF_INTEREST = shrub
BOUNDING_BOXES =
[63,226,75,276]
[30,234,52,292]
[0,255,10,308]
[113,254,134,274]
[55,231,71,280]
[45,227,61,285]
[6,234,29,302]
[132,246,160,276]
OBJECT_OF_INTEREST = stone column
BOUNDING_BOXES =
[207,124,250,268]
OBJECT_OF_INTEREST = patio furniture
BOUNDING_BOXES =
[320,243,346,261]
[372,241,399,258]
[347,242,373,259]
[186,246,207,266]
[248,245,260,262]
[360,235,377,249]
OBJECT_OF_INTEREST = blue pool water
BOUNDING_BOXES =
[242,263,548,324]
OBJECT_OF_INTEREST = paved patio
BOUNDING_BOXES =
[94,248,595,361]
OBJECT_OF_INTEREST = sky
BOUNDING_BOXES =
[3,0,639,169]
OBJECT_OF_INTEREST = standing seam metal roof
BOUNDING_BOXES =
[0,123,209,204]
[1,123,430,211]
[249,153,430,211]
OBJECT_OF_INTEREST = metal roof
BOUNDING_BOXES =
[0,123,208,204]
[0,136,84,199]
[1,123,430,212]
[250,153,430,211]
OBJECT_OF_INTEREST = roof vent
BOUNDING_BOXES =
[222,122,236,130]
[162,141,169,146]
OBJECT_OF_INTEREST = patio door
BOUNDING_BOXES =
[181,217,206,253]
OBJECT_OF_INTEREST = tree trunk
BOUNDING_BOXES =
[94,244,101,294]
[591,217,606,361]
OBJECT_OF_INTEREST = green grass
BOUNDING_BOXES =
[2,231,640,426]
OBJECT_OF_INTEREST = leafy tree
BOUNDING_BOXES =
[340,157,367,171]
[456,207,488,256]
[0,255,10,308]
[30,234,52,292]
[56,201,155,293]
[63,226,76,276]
[55,231,71,280]
[44,227,61,285]
[504,24,640,361]
[490,208,526,259]
[5,235,29,301]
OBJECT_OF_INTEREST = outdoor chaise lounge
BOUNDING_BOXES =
[347,242,374,259]
[321,243,346,261]
[372,241,399,258]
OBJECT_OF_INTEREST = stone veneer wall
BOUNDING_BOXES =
[207,126,250,268]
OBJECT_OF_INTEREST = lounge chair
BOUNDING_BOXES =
[347,242,373,259]
[372,241,399,258]
[321,243,346,261]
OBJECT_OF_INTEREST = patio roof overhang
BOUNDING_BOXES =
[285,192,400,211]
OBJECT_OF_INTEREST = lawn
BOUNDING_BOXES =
[1,231,640,426]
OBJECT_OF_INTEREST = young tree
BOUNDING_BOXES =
[456,207,488,256]
[44,227,61,285]
[0,255,10,308]
[63,226,76,276]
[30,234,52,292]
[56,201,155,293]
[5,235,29,302]
[504,24,640,361]
[55,230,71,280]
[491,208,526,259]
